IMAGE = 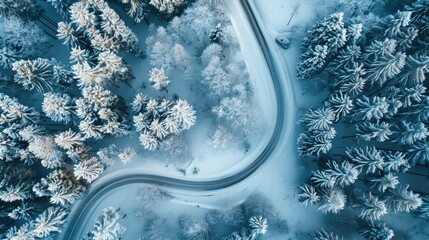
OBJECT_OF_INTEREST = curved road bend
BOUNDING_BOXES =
[60,0,293,238]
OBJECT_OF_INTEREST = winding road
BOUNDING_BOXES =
[59,0,294,238]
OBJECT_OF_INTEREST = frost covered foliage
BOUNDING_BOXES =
[0,17,49,68]
[85,207,126,240]
[5,207,68,239]
[132,93,196,150]
[0,93,105,236]
[57,0,140,88]
[12,58,73,92]
[76,86,129,139]
[297,2,429,238]
[0,0,43,20]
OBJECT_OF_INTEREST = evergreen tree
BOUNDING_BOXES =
[382,151,410,172]
[395,55,429,87]
[366,52,406,86]
[0,17,49,67]
[0,0,43,20]
[42,92,73,123]
[12,58,73,92]
[318,188,346,214]
[302,12,347,57]
[360,221,394,240]
[337,63,367,96]
[346,147,384,174]
[327,92,354,121]
[350,96,389,122]
[355,122,392,142]
[74,157,104,184]
[298,133,333,157]
[297,44,328,79]
[386,185,422,212]
[370,173,399,193]
[86,206,126,240]
[248,215,268,236]
[298,184,320,206]
[325,161,361,187]
[300,107,335,131]
[363,39,397,62]
[393,121,429,145]
[357,193,387,221]
[149,67,170,91]
[31,207,68,238]
[55,129,85,150]
[149,0,186,18]
[328,45,361,74]
[406,140,429,165]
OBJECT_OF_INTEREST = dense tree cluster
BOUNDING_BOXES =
[297,0,429,238]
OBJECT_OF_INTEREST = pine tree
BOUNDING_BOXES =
[86,207,126,240]
[398,84,426,107]
[386,185,422,212]
[298,133,333,157]
[395,55,429,87]
[318,188,346,214]
[406,140,429,165]
[363,39,397,62]
[370,173,399,193]
[366,52,406,86]
[28,136,64,169]
[0,16,49,64]
[328,45,361,74]
[357,193,387,221]
[325,161,361,187]
[346,147,384,174]
[360,221,394,240]
[149,0,186,17]
[118,147,137,165]
[298,184,320,206]
[57,21,81,47]
[355,122,392,142]
[12,58,73,92]
[327,92,353,121]
[119,0,151,23]
[139,130,159,150]
[337,63,367,96]
[302,12,347,57]
[202,56,231,97]
[169,99,196,130]
[393,121,429,145]
[55,129,86,150]
[149,67,170,91]
[74,157,104,184]
[351,96,389,122]
[0,0,43,20]
[382,151,409,172]
[248,215,268,236]
[311,169,337,189]
[297,44,328,79]
[300,107,335,131]
[31,207,68,238]
[42,92,73,123]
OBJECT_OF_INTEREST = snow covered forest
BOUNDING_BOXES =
[296,0,429,239]
[0,0,264,238]
[1,0,428,239]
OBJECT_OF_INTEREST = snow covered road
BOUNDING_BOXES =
[59,0,296,238]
